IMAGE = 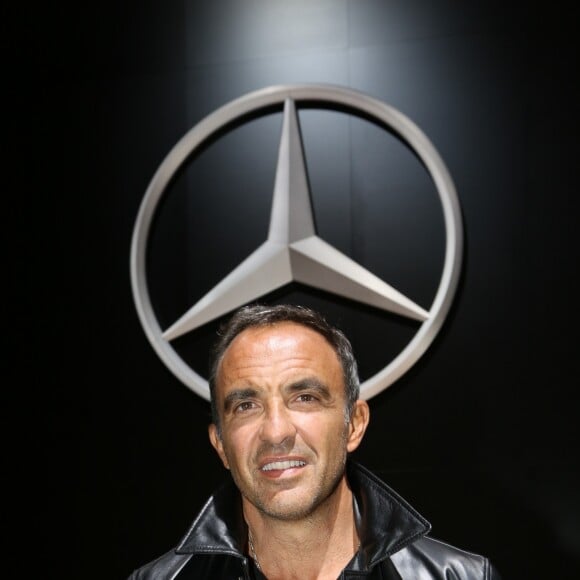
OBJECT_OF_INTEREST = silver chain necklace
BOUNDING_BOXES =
[248,528,262,572]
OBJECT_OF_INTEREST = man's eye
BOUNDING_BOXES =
[296,394,317,403]
[234,401,256,413]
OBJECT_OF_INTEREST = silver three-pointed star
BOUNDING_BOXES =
[162,99,428,342]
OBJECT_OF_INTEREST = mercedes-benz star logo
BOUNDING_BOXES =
[130,84,463,402]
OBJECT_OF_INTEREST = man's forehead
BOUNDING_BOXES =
[224,321,333,357]
[211,322,348,418]
[215,321,341,383]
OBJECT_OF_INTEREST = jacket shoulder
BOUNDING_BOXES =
[127,550,248,580]
[126,548,192,580]
[390,536,501,579]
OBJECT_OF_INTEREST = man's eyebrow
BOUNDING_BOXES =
[223,388,259,412]
[285,378,332,400]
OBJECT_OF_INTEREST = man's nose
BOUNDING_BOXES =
[259,402,296,445]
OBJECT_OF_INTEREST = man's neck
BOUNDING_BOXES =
[243,477,359,580]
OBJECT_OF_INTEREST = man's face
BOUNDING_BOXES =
[209,322,367,522]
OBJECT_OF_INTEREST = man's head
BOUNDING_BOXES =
[209,303,360,433]
[207,303,370,522]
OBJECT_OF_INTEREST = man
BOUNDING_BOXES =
[128,304,500,579]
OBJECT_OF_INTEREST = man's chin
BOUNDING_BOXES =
[253,485,332,521]
[257,501,317,521]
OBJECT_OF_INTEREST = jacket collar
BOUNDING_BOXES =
[175,461,431,569]
[347,462,431,569]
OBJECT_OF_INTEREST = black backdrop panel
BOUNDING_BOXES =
[5,2,579,579]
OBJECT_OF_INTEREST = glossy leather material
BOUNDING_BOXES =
[127,462,501,579]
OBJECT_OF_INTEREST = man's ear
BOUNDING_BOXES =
[208,423,230,469]
[346,399,370,453]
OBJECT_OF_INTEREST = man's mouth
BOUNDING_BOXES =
[260,459,306,472]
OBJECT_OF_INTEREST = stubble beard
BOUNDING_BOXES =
[236,430,350,522]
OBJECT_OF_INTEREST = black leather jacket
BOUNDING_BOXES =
[128,462,501,579]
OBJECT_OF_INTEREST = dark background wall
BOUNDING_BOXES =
[5,2,579,579]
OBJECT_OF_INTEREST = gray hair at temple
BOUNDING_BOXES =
[208,304,360,435]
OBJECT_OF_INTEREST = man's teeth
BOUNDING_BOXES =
[261,460,306,471]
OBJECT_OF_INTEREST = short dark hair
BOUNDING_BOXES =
[209,304,360,431]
